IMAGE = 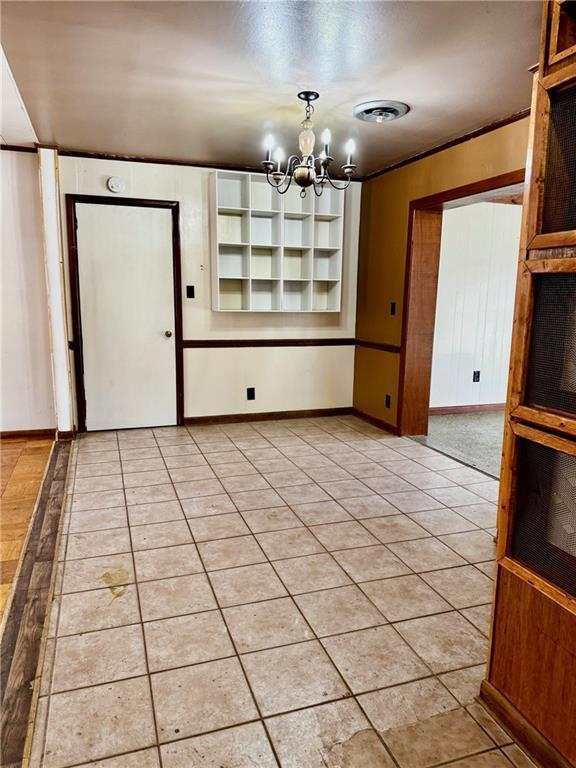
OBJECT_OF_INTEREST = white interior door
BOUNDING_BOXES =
[76,203,177,431]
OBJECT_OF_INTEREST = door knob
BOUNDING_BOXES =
[164,330,173,338]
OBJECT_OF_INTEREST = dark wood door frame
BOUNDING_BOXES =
[66,194,184,432]
[398,169,526,436]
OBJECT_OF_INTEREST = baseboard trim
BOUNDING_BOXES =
[429,404,506,415]
[184,407,354,425]
[479,680,573,768]
[56,430,76,441]
[0,429,56,440]
[183,406,403,433]
[352,409,399,435]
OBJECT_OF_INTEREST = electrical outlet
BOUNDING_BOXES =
[247,387,255,400]
[385,394,391,408]
[473,370,480,383]
[186,285,195,299]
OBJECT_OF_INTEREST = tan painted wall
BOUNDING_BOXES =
[354,117,530,429]
[354,347,400,428]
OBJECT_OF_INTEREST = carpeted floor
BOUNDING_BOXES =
[412,411,505,479]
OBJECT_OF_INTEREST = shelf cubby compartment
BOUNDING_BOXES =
[250,175,281,212]
[251,211,281,246]
[284,214,313,248]
[313,249,341,281]
[283,280,312,312]
[283,248,312,280]
[219,278,250,311]
[251,246,281,279]
[314,186,343,216]
[313,280,341,312]
[217,172,249,209]
[314,217,342,249]
[212,170,346,313]
[283,184,314,215]
[251,279,281,311]
[218,211,249,244]
[219,244,249,278]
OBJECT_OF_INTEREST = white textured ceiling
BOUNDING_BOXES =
[1,46,37,145]
[1,1,540,175]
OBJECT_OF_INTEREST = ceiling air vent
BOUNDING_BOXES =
[353,100,409,123]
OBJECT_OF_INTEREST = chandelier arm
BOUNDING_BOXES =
[322,171,353,191]
[265,171,293,195]
[265,171,288,190]
[275,177,293,195]
[284,155,305,193]
[265,155,302,192]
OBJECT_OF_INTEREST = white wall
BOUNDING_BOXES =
[430,202,521,408]
[58,157,360,420]
[185,346,355,417]
[1,150,56,430]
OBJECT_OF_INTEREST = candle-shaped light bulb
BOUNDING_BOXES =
[273,147,285,171]
[264,134,274,162]
[345,139,356,166]
[321,128,331,156]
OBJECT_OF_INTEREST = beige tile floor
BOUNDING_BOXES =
[30,415,539,768]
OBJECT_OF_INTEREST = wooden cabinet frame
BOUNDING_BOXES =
[522,71,576,249]
[505,256,576,439]
[484,6,576,765]
[541,1,576,76]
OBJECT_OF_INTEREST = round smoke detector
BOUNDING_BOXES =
[353,100,409,123]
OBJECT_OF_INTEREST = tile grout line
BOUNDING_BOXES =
[215,418,431,766]
[119,431,164,768]
[49,416,499,767]
[221,425,403,768]
[44,655,493,710]
[57,528,494,572]
[206,415,496,759]
[237,417,428,768]
[191,417,412,766]
[164,430,285,768]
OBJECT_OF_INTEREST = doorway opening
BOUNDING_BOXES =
[398,170,525,476]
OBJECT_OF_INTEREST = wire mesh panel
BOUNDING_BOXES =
[525,273,576,415]
[542,84,576,233]
[511,438,576,596]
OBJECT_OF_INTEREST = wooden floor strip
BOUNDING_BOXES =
[1,437,53,621]
[0,441,70,768]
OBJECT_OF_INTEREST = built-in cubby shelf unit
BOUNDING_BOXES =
[211,171,345,312]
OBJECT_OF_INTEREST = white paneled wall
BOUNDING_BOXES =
[1,151,55,430]
[430,202,522,408]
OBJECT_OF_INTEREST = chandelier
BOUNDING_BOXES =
[261,91,356,198]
